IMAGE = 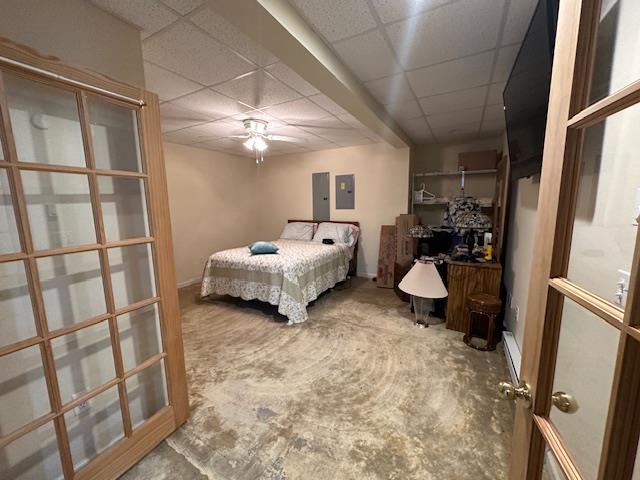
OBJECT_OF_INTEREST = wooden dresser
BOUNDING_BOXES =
[445,261,502,332]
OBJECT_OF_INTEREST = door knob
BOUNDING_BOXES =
[498,381,532,408]
[552,391,578,414]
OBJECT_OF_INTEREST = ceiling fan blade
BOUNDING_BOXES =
[268,135,304,143]
[228,135,250,139]
[287,123,349,131]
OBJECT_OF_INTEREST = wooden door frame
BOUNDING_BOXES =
[0,38,189,479]
[511,0,640,478]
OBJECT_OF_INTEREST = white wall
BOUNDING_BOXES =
[164,142,259,286]
[254,143,410,277]
[0,0,145,87]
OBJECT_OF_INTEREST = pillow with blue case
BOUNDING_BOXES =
[248,241,279,255]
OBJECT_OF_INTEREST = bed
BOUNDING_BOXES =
[200,220,359,324]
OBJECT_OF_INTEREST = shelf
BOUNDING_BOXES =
[413,198,494,207]
[414,169,497,178]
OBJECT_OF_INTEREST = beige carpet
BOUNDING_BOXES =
[122,278,513,480]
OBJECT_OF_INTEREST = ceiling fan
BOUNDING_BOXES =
[229,118,299,164]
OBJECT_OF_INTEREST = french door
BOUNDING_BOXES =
[505,0,640,479]
[0,40,188,479]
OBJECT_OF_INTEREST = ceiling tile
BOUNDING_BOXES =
[385,0,504,69]
[263,98,331,123]
[336,113,369,131]
[91,0,178,38]
[190,8,279,66]
[159,102,211,132]
[163,128,215,145]
[492,45,520,82]
[332,30,402,82]
[406,51,494,97]
[171,89,252,119]
[481,118,506,134]
[159,0,204,15]
[265,63,319,96]
[288,0,377,42]
[427,107,484,129]
[228,110,286,128]
[308,94,348,116]
[335,137,375,148]
[364,74,415,105]
[502,0,538,45]
[387,99,423,120]
[269,125,318,139]
[431,121,480,138]
[486,82,506,105]
[144,62,202,101]
[143,22,255,85]
[212,70,301,109]
[419,86,489,115]
[396,116,432,143]
[371,0,454,24]
[176,118,247,139]
[483,104,506,123]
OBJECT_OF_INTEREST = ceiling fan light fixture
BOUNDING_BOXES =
[243,137,255,150]
[254,137,268,151]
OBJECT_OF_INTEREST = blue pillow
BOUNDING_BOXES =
[249,241,279,255]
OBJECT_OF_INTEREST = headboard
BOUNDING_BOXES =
[288,219,359,277]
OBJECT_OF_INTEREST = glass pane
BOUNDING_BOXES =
[0,261,37,349]
[21,171,96,250]
[4,74,85,167]
[98,176,149,241]
[65,385,124,471]
[589,0,640,104]
[126,360,168,429]
[89,98,142,172]
[109,244,156,309]
[38,251,106,331]
[566,102,640,306]
[0,346,51,435]
[51,321,116,405]
[118,303,163,371]
[0,421,64,480]
[0,168,21,254]
[542,446,568,480]
[549,297,619,479]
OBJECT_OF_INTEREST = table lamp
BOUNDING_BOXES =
[398,258,448,328]
[453,211,492,257]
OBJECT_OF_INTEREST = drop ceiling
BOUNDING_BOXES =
[91,0,538,154]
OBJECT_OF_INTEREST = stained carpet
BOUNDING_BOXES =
[122,278,513,480]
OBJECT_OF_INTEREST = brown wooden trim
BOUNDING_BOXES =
[511,0,586,477]
[0,411,57,449]
[0,335,42,357]
[140,90,189,425]
[114,296,161,317]
[549,278,624,328]
[123,352,167,379]
[534,415,585,480]
[74,406,175,480]
[106,236,154,249]
[568,78,640,129]
[59,377,120,417]
[47,313,112,341]
[14,161,148,178]
[0,36,144,105]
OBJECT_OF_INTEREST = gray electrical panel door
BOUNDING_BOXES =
[312,172,330,221]
[335,174,355,209]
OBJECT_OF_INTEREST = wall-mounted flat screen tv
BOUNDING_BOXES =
[504,0,559,179]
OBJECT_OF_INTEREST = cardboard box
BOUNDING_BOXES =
[458,149,498,171]
[395,214,419,266]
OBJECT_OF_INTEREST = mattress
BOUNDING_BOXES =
[200,239,353,324]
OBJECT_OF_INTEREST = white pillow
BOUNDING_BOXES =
[313,222,352,245]
[280,222,316,240]
[348,225,360,248]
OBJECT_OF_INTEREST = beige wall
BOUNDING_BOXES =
[255,143,410,277]
[410,138,502,225]
[164,142,259,285]
[0,0,144,87]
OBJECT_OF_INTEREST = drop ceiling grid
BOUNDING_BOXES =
[91,0,376,156]
[289,0,538,144]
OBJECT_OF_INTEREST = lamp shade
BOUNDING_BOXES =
[398,261,448,299]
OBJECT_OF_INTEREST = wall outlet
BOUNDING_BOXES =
[507,292,513,308]
[514,305,520,323]
[71,393,90,416]
[616,270,630,307]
